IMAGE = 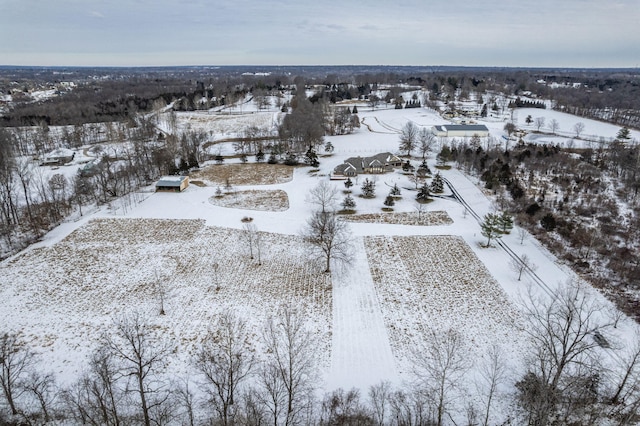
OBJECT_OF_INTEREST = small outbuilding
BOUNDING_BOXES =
[155,176,189,192]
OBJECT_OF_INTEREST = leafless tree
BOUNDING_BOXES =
[320,388,372,424]
[517,227,528,245]
[194,311,255,425]
[0,332,36,417]
[573,122,586,138]
[509,253,537,281]
[549,119,560,135]
[63,347,123,426]
[418,127,436,160]
[476,344,508,426]
[22,370,57,423]
[516,281,611,425]
[306,180,339,213]
[534,117,546,132]
[174,377,196,426]
[411,328,470,426]
[301,211,353,273]
[399,121,419,157]
[103,313,172,426]
[368,381,392,426]
[260,307,318,426]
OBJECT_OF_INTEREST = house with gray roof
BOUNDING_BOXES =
[331,152,402,179]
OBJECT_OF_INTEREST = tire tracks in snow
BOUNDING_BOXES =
[328,237,399,390]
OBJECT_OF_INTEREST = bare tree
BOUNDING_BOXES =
[509,253,537,281]
[411,328,470,426]
[418,127,436,160]
[194,311,255,425]
[476,344,508,426]
[369,381,392,426]
[517,227,528,245]
[0,332,36,417]
[22,370,57,423]
[174,377,196,426]
[103,313,172,426]
[306,181,339,213]
[549,119,560,135]
[63,347,123,426]
[260,307,318,426]
[573,122,585,138]
[534,117,546,132]
[399,121,419,157]
[516,281,610,426]
[301,211,353,273]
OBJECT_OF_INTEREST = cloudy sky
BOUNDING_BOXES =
[1,0,638,68]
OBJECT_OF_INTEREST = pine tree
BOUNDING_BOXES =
[616,127,631,141]
[352,105,358,114]
[344,177,353,192]
[497,211,514,234]
[255,149,265,163]
[416,183,431,202]
[383,195,395,208]
[341,195,356,211]
[481,213,503,247]
[390,183,401,197]
[304,146,319,167]
[430,172,444,193]
[361,178,376,198]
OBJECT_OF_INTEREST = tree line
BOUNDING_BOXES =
[2,280,639,425]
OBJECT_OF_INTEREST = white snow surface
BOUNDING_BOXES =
[2,105,639,423]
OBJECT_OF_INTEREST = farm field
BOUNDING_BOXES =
[0,218,332,383]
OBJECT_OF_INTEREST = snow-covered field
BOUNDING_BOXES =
[1,103,638,422]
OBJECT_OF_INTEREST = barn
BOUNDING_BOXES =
[432,124,490,138]
[155,176,189,192]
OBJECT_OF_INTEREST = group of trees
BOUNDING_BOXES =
[3,280,640,425]
[0,122,206,257]
[445,132,640,319]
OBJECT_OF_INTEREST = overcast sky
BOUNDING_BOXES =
[1,0,638,68]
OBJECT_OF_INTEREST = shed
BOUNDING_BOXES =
[155,176,189,192]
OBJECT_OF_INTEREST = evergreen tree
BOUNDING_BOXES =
[255,149,265,163]
[267,153,278,164]
[324,141,334,153]
[416,183,431,202]
[352,105,358,114]
[430,172,444,193]
[497,211,514,234]
[616,127,631,141]
[304,146,319,167]
[361,178,376,198]
[341,194,356,211]
[390,183,401,197]
[481,213,503,247]
[344,177,353,192]
[383,195,395,208]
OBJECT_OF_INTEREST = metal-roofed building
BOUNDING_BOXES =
[432,124,489,138]
[155,176,189,192]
